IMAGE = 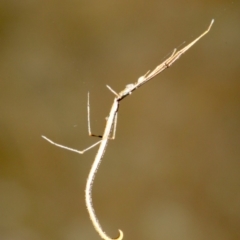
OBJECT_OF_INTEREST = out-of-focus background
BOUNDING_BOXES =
[0,1,240,240]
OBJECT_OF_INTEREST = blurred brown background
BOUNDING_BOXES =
[0,0,240,240]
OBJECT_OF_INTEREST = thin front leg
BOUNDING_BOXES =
[88,91,117,140]
[87,92,102,138]
[106,85,119,97]
[42,135,102,154]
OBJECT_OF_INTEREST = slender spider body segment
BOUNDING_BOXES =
[42,20,214,240]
